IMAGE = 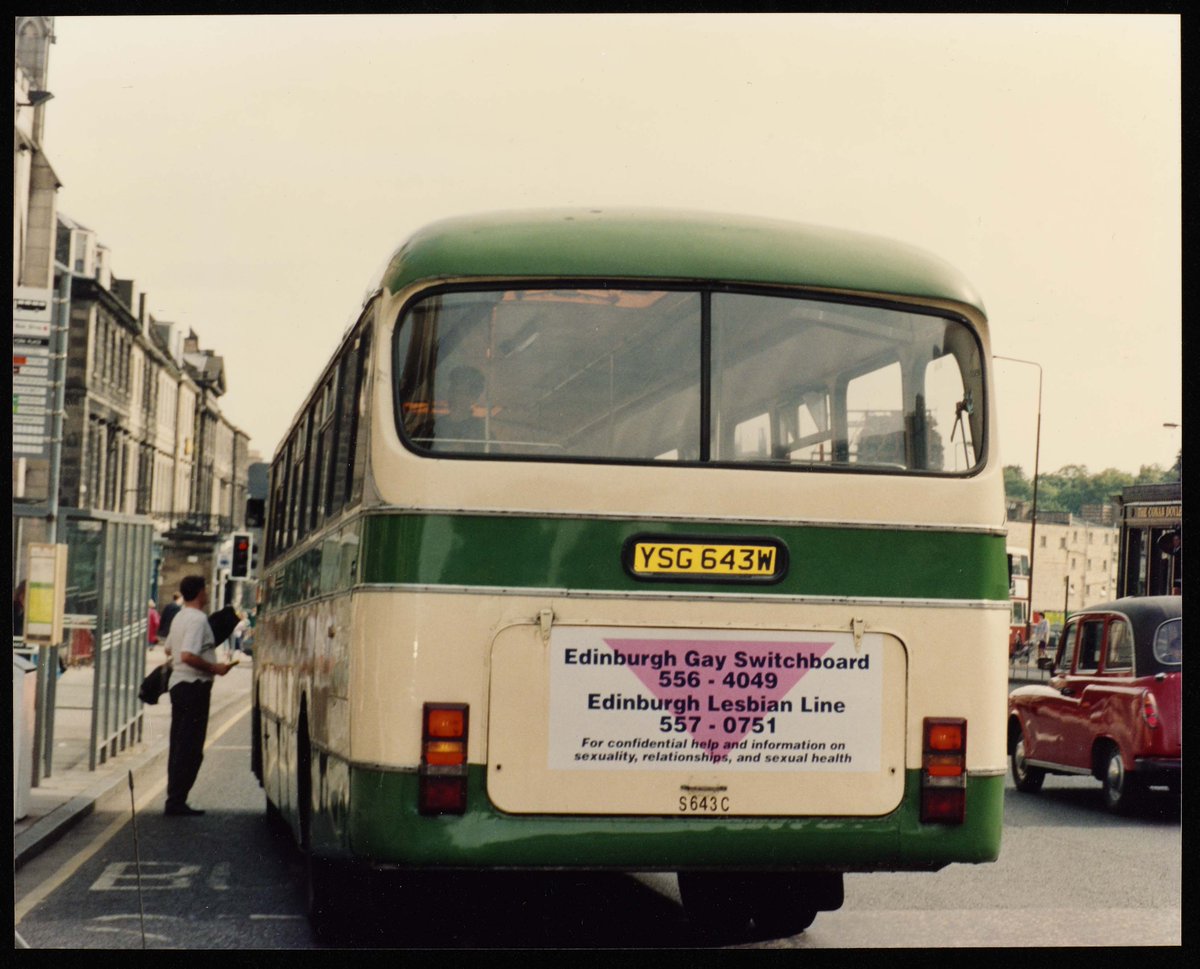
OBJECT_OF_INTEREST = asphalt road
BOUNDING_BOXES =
[14,705,1182,949]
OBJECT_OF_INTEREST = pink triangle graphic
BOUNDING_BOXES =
[603,639,835,762]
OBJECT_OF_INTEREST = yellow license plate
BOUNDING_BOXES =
[625,538,787,582]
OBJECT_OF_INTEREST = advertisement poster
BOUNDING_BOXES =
[549,626,883,772]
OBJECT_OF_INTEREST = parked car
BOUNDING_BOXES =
[1007,596,1181,813]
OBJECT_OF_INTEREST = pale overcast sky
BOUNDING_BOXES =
[44,14,1181,475]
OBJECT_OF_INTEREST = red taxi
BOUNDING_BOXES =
[1007,596,1181,813]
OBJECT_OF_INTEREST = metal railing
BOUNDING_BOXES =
[12,506,154,779]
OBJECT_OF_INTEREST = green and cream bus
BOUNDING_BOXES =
[252,209,1009,941]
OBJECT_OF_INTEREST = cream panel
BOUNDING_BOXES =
[348,590,507,767]
[488,622,907,817]
[348,591,1006,779]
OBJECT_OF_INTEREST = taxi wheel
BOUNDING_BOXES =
[1101,745,1142,814]
[1011,737,1045,793]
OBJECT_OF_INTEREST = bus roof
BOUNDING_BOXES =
[379,209,986,315]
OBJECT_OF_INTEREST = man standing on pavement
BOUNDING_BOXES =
[162,575,233,816]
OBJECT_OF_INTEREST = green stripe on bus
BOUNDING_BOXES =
[338,767,1001,869]
[359,513,1009,601]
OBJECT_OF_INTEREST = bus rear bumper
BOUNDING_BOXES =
[336,766,1002,872]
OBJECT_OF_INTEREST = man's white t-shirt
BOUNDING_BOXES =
[164,605,217,685]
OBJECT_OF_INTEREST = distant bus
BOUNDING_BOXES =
[1007,546,1031,655]
[252,209,1009,942]
[1116,482,1181,598]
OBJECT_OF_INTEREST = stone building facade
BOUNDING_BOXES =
[13,17,251,609]
[54,216,251,600]
[1006,503,1120,623]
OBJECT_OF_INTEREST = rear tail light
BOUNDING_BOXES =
[419,702,469,815]
[921,717,967,824]
[1142,692,1160,729]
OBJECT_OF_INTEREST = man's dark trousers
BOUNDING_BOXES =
[167,680,213,810]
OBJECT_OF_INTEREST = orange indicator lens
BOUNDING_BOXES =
[924,755,964,777]
[424,741,465,766]
[427,708,465,738]
[928,723,964,751]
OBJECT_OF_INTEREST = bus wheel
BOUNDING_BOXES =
[306,853,356,945]
[1101,744,1142,814]
[745,874,826,938]
[677,872,754,940]
[678,872,833,940]
[1011,737,1045,792]
[250,700,263,783]
[264,794,288,838]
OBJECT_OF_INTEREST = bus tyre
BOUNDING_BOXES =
[677,872,754,941]
[746,874,822,938]
[250,700,263,783]
[264,795,283,829]
[1011,737,1045,793]
[678,872,830,940]
[306,853,356,945]
[1101,745,1142,814]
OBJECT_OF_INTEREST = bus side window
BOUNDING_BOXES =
[312,376,336,530]
[266,458,283,562]
[328,341,359,513]
[297,406,317,541]
[283,434,298,551]
[347,326,373,506]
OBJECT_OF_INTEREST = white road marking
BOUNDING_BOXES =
[14,702,252,924]
[207,861,231,890]
[91,862,200,891]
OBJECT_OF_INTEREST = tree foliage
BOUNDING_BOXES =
[1004,461,1180,516]
[1003,465,1032,502]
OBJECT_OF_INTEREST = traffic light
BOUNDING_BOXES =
[231,532,251,579]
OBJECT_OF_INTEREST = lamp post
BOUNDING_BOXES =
[994,355,1043,646]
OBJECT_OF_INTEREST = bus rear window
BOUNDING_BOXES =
[394,286,984,473]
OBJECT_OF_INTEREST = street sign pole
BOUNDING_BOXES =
[47,270,70,544]
[31,271,71,785]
